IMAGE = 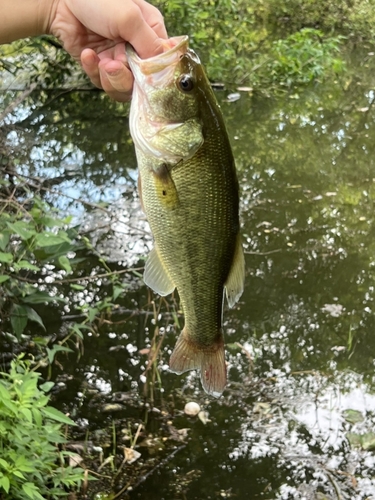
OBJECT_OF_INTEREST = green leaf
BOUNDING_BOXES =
[113,285,123,301]
[10,303,28,338]
[0,383,10,402]
[87,307,99,323]
[0,475,10,493]
[22,482,45,500]
[70,323,90,339]
[70,284,85,290]
[31,407,42,427]
[35,232,71,248]
[35,394,49,408]
[25,307,46,331]
[0,458,9,470]
[37,216,65,228]
[0,252,13,264]
[361,432,375,451]
[39,381,54,393]
[15,260,40,271]
[46,345,73,363]
[0,275,10,283]
[58,255,72,273]
[20,407,33,423]
[342,409,364,424]
[22,291,65,304]
[346,431,362,448]
[41,406,76,426]
[0,396,18,416]
[12,470,26,480]
[0,232,10,251]
[14,457,35,473]
[7,221,35,240]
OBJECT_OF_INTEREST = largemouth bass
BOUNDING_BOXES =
[127,36,245,397]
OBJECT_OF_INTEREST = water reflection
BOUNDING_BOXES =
[2,49,375,498]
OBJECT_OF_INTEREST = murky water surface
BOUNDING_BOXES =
[2,49,375,499]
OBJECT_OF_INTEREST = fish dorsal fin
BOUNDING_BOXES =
[144,247,175,296]
[224,234,245,308]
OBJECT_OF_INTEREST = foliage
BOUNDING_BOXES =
[0,0,361,93]
[158,0,349,87]
[0,111,136,499]
[0,182,76,337]
[0,356,84,499]
[261,28,345,87]
[261,0,375,38]
[0,37,82,90]
[0,174,131,356]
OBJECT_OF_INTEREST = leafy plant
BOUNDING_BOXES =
[263,28,345,87]
[157,1,347,89]
[0,356,84,499]
[0,179,81,338]
[0,0,351,93]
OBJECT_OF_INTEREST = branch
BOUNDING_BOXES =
[0,83,38,122]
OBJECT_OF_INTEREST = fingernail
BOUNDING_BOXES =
[106,69,122,78]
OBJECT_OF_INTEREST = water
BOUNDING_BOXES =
[2,48,375,499]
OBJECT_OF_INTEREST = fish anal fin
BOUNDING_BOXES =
[225,233,245,308]
[169,331,226,398]
[144,247,175,296]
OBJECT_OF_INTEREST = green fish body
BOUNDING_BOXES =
[127,36,245,397]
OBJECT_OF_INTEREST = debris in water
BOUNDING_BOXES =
[225,92,241,102]
[198,410,211,425]
[184,402,201,416]
[124,447,141,464]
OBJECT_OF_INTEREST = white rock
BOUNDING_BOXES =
[184,402,201,416]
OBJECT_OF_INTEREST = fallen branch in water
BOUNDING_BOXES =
[244,248,282,255]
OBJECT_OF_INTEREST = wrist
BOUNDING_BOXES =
[0,0,59,44]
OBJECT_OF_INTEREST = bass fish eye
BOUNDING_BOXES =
[178,74,194,92]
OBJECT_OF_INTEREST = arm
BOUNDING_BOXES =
[0,0,54,43]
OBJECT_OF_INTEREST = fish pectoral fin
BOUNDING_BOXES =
[144,247,175,296]
[169,331,226,398]
[152,163,179,210]
[224,233,245,308]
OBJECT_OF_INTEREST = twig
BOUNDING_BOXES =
[244,249,282,255]
[13,171,150,236]
[9,266,144,286]
[130,445,186,492]
[0,83,38,121]
[325,469,343,500]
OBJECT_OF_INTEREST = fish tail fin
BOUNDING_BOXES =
[169,330,226,398]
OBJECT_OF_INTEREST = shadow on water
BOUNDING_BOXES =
[2,47,375,499]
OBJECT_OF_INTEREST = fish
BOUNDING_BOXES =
[127,36,245,397]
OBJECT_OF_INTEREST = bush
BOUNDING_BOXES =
[0,356,84,499]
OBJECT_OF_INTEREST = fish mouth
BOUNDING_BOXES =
[126,36,189,75]
[127,36,203,161]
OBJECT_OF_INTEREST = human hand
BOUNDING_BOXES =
[49,0,168,101]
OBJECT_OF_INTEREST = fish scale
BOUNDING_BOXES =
[127,36,245,397]
[142,133,237,342]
